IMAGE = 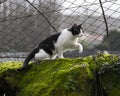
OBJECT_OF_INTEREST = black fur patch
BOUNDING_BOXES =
[38,33,61,55]
[68,23,83,36]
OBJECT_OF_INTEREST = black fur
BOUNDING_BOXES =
[38,33,61,55]
[69,23,83,36]
[17,33,61,71]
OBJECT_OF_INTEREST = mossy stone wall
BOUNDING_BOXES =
[0,54,120,96]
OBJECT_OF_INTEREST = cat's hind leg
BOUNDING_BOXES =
[35,49,51,60]
[51,54,58,59]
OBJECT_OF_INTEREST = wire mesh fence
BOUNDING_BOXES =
[0,0,120,62]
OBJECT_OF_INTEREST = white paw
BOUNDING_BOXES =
[59,56,64,59]
[79,44,83,53]
[79,49,83,53]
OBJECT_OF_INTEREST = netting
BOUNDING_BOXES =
[0,0,120,61]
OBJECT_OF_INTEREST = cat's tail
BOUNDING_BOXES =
[17,47,39,71]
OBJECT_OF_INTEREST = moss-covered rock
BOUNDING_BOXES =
[0,54,120,96]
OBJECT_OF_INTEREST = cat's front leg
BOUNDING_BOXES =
[78,43,83,53]
[74,43,83,54]
[57,49,64,58]
[58,52,64,58]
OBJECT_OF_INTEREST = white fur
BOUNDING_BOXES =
[35,28,83,60]
[35,49,50,60]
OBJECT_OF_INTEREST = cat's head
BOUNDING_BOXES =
[69,23,84,37]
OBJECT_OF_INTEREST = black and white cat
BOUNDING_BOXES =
[18,23,84,71]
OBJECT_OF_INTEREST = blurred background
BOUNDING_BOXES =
[0,0,120,62]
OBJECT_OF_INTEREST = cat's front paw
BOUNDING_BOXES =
[58,56,64,59]
[79,45,83,53]
[79,49,83,53]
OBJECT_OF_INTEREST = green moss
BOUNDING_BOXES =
[0,54,119,96]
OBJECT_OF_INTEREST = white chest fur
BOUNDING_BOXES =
[55,29,78,50]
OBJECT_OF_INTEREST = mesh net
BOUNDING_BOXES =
[0,0,120,61]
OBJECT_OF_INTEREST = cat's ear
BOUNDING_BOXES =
[78,23,83,27]
[72,23,77,28]
[69,23,77,31]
